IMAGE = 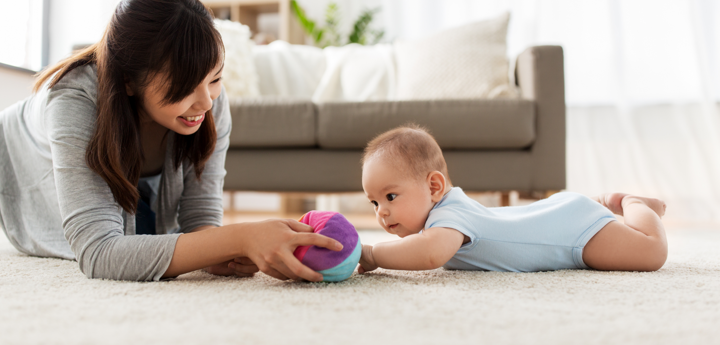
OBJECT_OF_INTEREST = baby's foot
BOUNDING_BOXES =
[593,193,628,216]
[621,195,667,218]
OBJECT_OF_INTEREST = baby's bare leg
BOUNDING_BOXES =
[592,193,666,217]
[583,195,668,271]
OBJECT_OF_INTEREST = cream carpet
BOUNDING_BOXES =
[1,228,719,345]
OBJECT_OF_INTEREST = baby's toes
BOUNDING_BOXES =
[642,197,667,217]
[606,193,628,215]
[658,200,667,217]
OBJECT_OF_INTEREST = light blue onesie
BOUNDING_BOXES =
[424,187,617,272]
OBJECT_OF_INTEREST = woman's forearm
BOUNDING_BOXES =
[163,218,342,281]
[163,223,246,278]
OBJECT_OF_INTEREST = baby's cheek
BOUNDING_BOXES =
[405,211,427,232]
[410,205,432,231]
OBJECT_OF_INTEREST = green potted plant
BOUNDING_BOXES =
[290,0,385,47]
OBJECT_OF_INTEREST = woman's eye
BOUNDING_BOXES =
[370,200,378,207]
[211,77,222,84]
[386,194,397,201]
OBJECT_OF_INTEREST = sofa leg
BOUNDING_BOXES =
[545,190,561,198]
[222,191,237,211]
[280,194,308,215]
[316,194,341,212]
[518,190,561,201]
[500,192,511,207]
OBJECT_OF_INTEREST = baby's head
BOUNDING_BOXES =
[362,125,452,237]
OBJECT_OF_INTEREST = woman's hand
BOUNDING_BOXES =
[203,257,259,277]
[240,219,343,282]
[358,244,378,274]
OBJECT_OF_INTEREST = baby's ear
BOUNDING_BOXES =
[427,171,446,202]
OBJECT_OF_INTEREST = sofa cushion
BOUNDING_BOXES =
[317,99,535,149]
[228,98,316,148]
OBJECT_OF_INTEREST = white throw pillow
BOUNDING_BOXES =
[394,13,518,100]
[252,40,326,98]
[312,43,396,102]
[213,19,260,98]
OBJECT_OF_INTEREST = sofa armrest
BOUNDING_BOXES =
[515,45,566,190]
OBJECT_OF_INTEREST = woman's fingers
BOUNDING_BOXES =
[234,257,255,265]
[285,219,314,233]
[293,233,343,252]
[228,262,259,278]
[281,253,323,282]
[204,261,237,276]
[229,262,259,275]
[231,267,256,278]
[268,258,305,281]
[262,267,290,280]
[241,219,337,282]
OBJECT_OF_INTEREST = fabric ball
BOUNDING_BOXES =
[293,211,361,282]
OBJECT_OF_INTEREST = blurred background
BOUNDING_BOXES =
[2,0,720,226]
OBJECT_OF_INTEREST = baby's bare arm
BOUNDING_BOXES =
[361,227,465,271]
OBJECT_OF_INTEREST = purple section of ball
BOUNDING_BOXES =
[301,213,359,271]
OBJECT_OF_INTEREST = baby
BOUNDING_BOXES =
[357,125,668,274]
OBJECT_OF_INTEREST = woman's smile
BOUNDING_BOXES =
[178,113,205,127]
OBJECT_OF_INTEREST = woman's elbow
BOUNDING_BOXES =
[75,250,107,280]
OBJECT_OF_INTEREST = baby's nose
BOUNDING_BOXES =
[378,206,389,216]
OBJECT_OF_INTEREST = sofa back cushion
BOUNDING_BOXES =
[317,99,535,150]
[228,98,316,148]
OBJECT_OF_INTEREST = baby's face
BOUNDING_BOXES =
[362,156,436,237]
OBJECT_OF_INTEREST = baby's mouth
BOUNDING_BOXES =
[388,223,399,230]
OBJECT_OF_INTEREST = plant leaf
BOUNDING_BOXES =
[349,7,380,45]
[291,0,325,46]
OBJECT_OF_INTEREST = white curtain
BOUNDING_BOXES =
[359,0,720,223]
[0,0,44,71]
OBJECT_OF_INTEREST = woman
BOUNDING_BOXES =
[0,0,341,281]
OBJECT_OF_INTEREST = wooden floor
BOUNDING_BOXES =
[223,211,383,230]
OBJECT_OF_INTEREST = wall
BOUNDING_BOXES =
[44,0,378,65]
[0,64,35,110]
[48,0,119,65]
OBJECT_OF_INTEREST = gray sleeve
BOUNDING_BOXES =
[177,86,231,232]
[46,70,180,281]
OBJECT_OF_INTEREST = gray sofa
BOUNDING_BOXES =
[223,46,565,199]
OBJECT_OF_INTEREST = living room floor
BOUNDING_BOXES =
[1,216,719,344]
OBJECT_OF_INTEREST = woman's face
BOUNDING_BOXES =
[136,62,224,135]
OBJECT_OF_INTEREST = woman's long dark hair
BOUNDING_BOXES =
[33,0,223,213]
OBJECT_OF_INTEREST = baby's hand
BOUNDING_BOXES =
[358,244,378,274]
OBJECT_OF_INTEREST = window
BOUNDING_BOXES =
[0,0,47,71]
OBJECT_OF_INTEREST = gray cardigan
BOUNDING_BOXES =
[0,64,231,281]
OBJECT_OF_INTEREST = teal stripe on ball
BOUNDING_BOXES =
[318,239,362,282]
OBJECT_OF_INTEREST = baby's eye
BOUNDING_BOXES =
[370,200,378,207]
[386,194,397,201]
[211,77,222,84]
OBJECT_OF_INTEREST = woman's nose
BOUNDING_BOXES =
[194,86,213,111]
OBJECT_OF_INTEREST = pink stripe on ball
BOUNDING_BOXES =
[293,211,336,261]
[293,211,359,271]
